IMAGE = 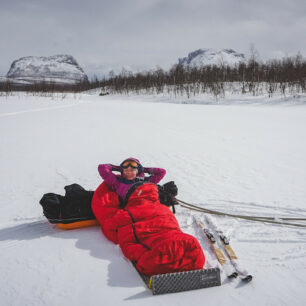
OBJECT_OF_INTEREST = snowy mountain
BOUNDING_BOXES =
[178,48,246,68]
[6,55,88,85]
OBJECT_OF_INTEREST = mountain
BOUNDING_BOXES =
[178,48,246,68]
[6,55,88,85]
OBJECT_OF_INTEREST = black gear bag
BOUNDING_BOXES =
[39,183,95,224]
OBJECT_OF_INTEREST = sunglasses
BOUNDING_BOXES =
[122,161,138,169]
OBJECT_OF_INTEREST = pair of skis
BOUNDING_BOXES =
[194,215,252,283]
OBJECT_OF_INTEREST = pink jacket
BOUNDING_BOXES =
[98,164,166,199]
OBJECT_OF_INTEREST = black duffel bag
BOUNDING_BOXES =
[39,183,95,224]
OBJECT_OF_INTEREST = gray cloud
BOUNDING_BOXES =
[0,0,305,77]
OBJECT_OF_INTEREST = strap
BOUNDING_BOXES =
[120,181,154,208]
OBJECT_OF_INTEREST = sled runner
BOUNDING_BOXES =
[57,219,99,230]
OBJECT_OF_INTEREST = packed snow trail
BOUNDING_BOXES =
[1,93,306,305]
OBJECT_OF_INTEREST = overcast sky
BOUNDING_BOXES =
[0,0,305,78]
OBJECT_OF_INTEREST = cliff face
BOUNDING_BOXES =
[6,55,88,85]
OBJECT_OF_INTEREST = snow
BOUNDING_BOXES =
[1,91,306,305]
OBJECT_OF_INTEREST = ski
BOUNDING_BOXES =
[194,216,238,279]
[218,232,238,260]
[205,215,253,283]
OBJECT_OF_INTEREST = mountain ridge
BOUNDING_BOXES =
[5,54,88,85]
[178,48,246,67]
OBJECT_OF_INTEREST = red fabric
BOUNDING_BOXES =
[92,181,205,276]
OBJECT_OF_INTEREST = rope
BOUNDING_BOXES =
[178,199,306,220]
[177,199,306,228]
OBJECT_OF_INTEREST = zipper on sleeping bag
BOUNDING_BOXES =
[118,181,153,251]
[124,208,151,251]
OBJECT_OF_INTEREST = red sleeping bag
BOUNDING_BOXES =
[91,181,205,276]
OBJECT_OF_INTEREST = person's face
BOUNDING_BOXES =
[123,166,138,180]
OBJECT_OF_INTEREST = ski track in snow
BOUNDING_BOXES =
[0,100,86,117]
[1,93,306,305]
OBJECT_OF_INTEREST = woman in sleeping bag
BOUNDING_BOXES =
[92,157,205,275]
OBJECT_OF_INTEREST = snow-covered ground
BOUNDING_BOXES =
[1,92,306,306]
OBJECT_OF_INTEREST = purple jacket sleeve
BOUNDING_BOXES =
[144,167,166,184]
[98,164,120,190]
